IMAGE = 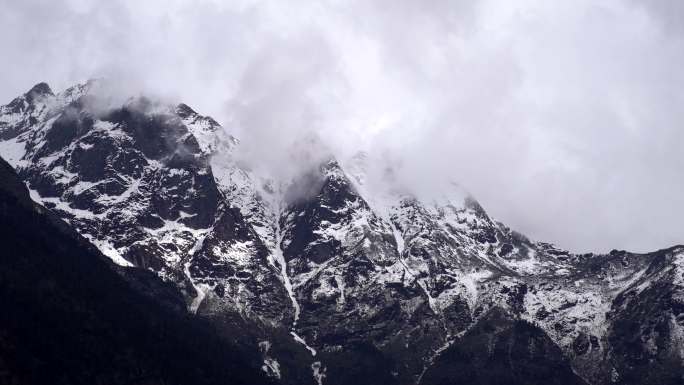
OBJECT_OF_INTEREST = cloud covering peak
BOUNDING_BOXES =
[1,0,683,253]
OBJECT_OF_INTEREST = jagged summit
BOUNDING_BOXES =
[27,81,54,97]
[176,102,199,118]
[0,82,682,385]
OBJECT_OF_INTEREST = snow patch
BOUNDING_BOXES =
[335,274,346,305]
[259,341,282,379]
[291,331,317,356]
[29,189,105,220]
[184,261,208,314]
[311,361,326,385]
[0,137,28,168]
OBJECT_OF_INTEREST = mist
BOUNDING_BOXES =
[1,0,683,253]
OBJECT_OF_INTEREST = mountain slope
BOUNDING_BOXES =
[421,308,587,385]
[1,81,683,385]
[0,155,272,385]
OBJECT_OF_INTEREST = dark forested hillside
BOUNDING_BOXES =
[421,308,588,385]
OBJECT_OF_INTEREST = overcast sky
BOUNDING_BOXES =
[1,0,683,253]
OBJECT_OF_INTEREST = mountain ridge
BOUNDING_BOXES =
[1,81,682,385]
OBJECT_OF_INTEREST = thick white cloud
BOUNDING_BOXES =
[0,0,682,253]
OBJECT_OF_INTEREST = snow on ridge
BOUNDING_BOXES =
[25,187,133,268]
[671,250,684,287]
[83,235,134,267]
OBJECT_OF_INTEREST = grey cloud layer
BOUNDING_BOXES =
[1,0,682,253]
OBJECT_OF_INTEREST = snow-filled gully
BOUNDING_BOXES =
[271,211,317,356]
[269,202,325,383]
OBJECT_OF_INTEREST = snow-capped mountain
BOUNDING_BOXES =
[1,81,682,385]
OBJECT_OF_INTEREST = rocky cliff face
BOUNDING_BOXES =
[1,81,682,385]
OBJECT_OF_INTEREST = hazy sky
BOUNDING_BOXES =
[1,0,683,253]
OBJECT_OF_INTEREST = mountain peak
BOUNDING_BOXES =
[27,82,54,98]
[176,103,198,118]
